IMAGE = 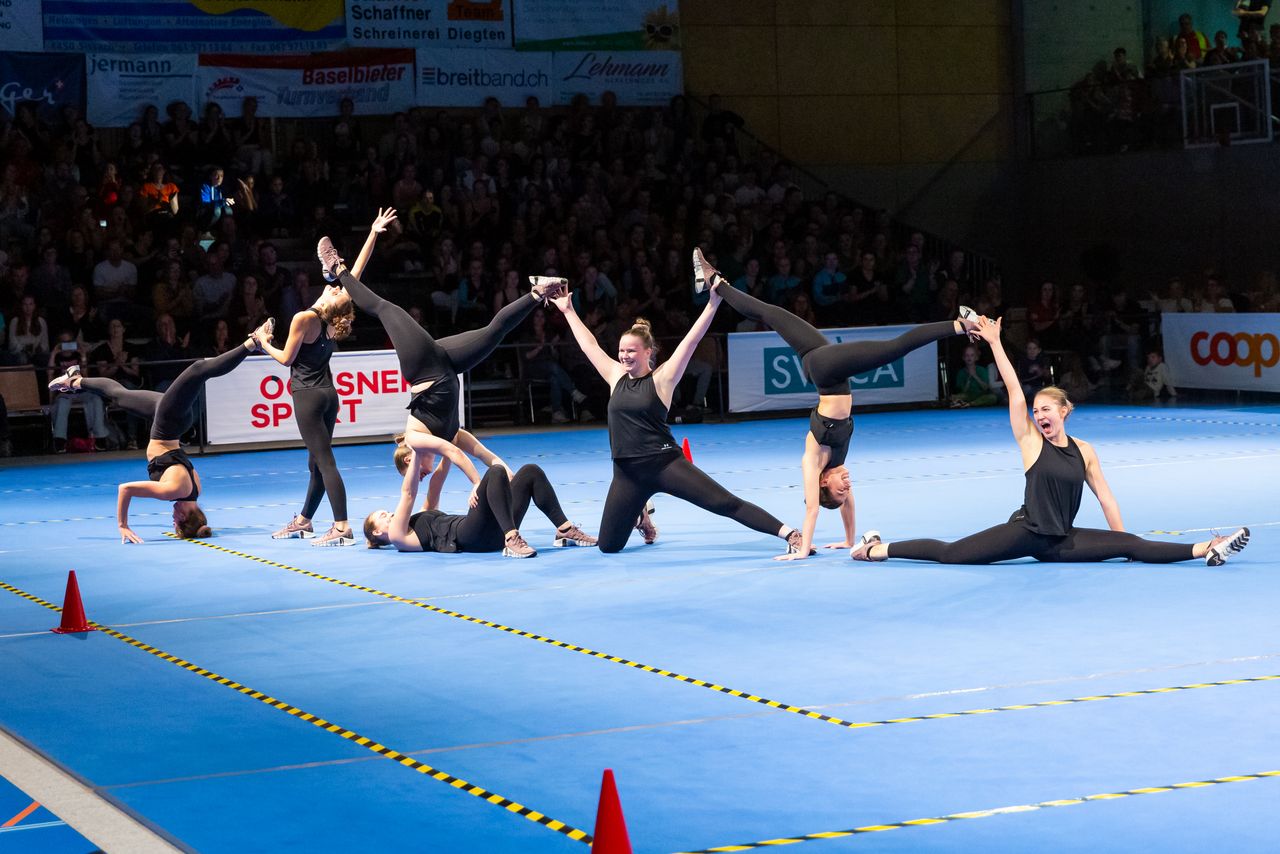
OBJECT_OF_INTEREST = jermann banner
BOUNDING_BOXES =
[1161,312,1280,392]
[196,49,416,118]
[727,325,940,413]
[203,350,463,445]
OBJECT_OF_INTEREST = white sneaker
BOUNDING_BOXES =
[48,364,81,393]
[692,247,721,293]
[957,306,980,340]
[1206,527,1250,566]
[850,530,882,562]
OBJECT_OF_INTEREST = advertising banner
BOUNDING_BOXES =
[87,55,197,128]
[415,47,552,106]
[514,0,680,51]
[727,325,940,413]
[0,1,44,52]
[348,0,510,48]
[0,52,84,122]
[204,350,464,445]
[196,49,415,118]
[42,0,345,53]
[1161,312,1280,392]
[552,50,682,106]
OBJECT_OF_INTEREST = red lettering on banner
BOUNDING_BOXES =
[343,398,362,422]
[334,371,354,396]
[356,372,377,394]
[261,375,286,400]
[272,403,292,426]
[382,369,400,392]
[251,403,271,428]
[1190,330,1280,377]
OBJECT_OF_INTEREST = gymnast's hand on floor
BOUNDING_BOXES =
[119,526,144,544]
[773,551,810,562]
[824,541,853,549]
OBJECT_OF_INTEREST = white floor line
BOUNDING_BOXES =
[0,727,184,853]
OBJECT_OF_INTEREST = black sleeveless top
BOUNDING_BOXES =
[290,310,335,389]
[608,373,677,459]
[809,407,853,469]
[409,510,462,553]
[147,448,199,502]
[1018,436,1084,536]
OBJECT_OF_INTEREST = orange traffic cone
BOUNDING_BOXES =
[681,437,693,463]
[51,571,94,634]
[591,769,632,853]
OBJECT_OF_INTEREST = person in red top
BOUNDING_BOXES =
[138,163,180,237]
[1174,13,1208,61]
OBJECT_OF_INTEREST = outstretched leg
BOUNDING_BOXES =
[804,321,962,389]
[1050,528,1196,563]
[79,377,162,421]
[715,284,830,358]
[151,343,254,439]
[654,455,788,539]
[883,522,1046,564]
[337,269,446,383]
[437,292,542,373]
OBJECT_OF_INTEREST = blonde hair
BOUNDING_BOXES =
[363,512,386,548]
[392,443,412,476]
[1034,385,1075,415]
[623,317,656,350]
[316,296,354,340]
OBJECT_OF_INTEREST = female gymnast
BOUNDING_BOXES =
[550,281,802,554]
[48,322,272,543]
[315,214,564,504]
[392,428,512,512]
[692,248,980,560]
[364,441,597,556]
[850,317,1249,566]
[255,210,393,546]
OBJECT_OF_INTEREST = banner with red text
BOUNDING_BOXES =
[1162,313,1280,392]
[203,350,463,445]
[196,49,415,118]
[347,0,511,48]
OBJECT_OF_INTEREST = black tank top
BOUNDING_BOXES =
[290,310,335,389]
[409,510,462,553]
[147,448,199,501]
[608,373,677,459]
[1018,436,1084,536]
[809,407,853,469]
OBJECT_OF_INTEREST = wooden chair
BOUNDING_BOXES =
[0,367,50,452]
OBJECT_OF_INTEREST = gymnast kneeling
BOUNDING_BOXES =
[364,443,597,556]
[851,317,1250,566]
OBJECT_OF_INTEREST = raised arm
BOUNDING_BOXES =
[386,448,422,549]
[652,289,721,401]
[257,311,315,367]
[550,292,625,386]
[423,454,452,511]
[976,317,1036,444]
[349,207,398,279]
[1079,439,1124,531]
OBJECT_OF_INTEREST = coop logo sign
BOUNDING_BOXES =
[1190,330,1280,376]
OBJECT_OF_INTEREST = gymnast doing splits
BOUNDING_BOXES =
[314,210,565,503]
[850,317,1250,566]
[364,437,597,557]
[691,248,980,560]
[48,322,272,543]
[551,271,802,555]
[254,212,392,546]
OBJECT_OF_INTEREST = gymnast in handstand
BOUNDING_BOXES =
[850,317,1249,566]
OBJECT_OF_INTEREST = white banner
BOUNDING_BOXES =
[196,49,416,118]
[727,325,940,413]
[1162,312,1280,392]
[348,0,511,48]
[87,54,197,128]
[415,47,553,106]
[514,0,680,51]
[552,50,682,106]
[0,1,43,51]
[204,350,463,445]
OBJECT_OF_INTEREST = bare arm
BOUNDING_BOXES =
[777,440,825,561]
[387,448,423,550]
[550,293,625,385]
[258,311,316,367]
[976,317,1035,444]
[117,477,189,543]
[405,429,482,485]
[1079,440,1124,531]
[652,290,721,402]
[423,455,451,511]
[349,207,398,279]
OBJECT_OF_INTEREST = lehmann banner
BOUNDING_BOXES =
[727,325,940,413]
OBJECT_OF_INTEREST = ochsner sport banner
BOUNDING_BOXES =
[415,47,552,106]
[727,325,940,413]
[347,0,511,48]
[203,350,464,445]
[1162,312,1280,392]
[513,0,680,51]
[87,55,198,128]
[197,49,415,118]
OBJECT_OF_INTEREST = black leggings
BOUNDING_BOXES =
[340,270,538,383]
[455,464,570,552]
[80,345,251,440]
[598,450,784,553]
[293,386,346,522]
[717,285,957,394]
[887,522,1197,564]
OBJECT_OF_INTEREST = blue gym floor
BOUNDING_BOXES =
[1,405,1277,853]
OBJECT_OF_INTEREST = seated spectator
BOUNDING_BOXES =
[1175,13,1208,62]
[520,309,579,424]
[1099,290,1145,370]
[48,329,108,453]
[7,295,48,365]
[197,167,235,235]
[1202,31,1239,65]
[29,244,74,314]
[1028,280,1062,348]
[951,343,998,407]
[811,252,848,320]
[192,252,237,320]
[257,174,296,237]
[1130,348,1178,404]
[848,250,888,325]
[61,285,105,344]
[91,317,144,448]
[144,312,191,391]
[1057,353,1095,403]
[1156,277,1194,313]
[137,162,180,236]
[231,273,269,339]
[152,259,195,325]
[1199,274,1236,312]
[1016,338,1051,398]
[791,290,818,327]
[766,256,800,304]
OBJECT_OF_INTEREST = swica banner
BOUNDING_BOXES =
[727,325,939,413]
[1162,312,1280,392]
[203,350,462,445]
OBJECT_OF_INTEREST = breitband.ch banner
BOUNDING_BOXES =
[727,325,940,413]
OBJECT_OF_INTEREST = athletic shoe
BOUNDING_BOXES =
[312,526,356,547]
[1205,527,1250,566]
[850,530,883,562]
[251,317,275,351]
[785,529,816,556]
[551,410,570,424]
[958,305,981,341]
[48,363,81,393]
[635,502,659,545]
[503,531,537,558]
[692,247,725,293]
[528,276,568,303]
[272,517,315,539]
[553,523,598,548]
[316,236,345,282]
